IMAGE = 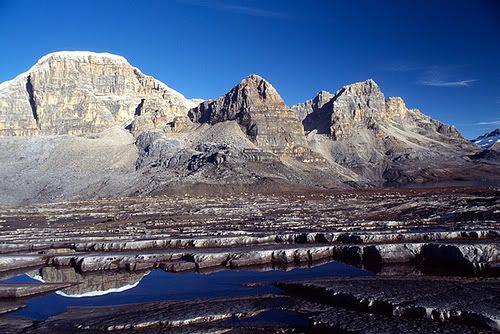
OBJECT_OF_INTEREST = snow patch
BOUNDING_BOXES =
[473,131,500,149]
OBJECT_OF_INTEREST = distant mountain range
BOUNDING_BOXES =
[0,51,498,206]
[473,128,500,149]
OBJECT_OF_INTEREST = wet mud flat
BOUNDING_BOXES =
[0,187,498,333]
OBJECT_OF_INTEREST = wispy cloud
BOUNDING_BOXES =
[474,120,500,126]
[384,63,477,88]
[417,79,477,87]
[460,120,500,128]
[178,0,289,18]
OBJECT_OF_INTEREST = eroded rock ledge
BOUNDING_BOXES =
[0,188,498,277]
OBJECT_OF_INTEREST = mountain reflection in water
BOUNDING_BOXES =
[7,260,371,320]
[27,267,150,298]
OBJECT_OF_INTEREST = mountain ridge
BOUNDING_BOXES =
[473,128,500,148]
[0,51,498,206]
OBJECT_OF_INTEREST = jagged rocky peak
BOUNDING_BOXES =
[300,79,464,141]
[0,51,195,136]
[189,74,310,156]
[189,74,286,124]
[237,74,286,106]
[341,78,382,97]
[314,90,335,108]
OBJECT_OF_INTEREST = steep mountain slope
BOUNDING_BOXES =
[136,75,358,194]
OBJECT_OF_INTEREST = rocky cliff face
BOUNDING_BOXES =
[188,75,309,156]
[295,79,484,184]
[0,51,195,136]
[327,79,387,140]
[298,80,462,142]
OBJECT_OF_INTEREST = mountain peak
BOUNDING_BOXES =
[473,128,500,148]
[229,74,285,107]
[35,51,130,65]
[0,50,194,136]
[188,73,308,155]
[0,51,135,92]
[244,74,266,81]
[341,79,381,95]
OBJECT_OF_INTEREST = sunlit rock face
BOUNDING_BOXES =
[299,79,463,141]
[188,74,309,156]
[0,51,497,204]
[296,79,481,184]
[0,51,195,136]
[384,97,408,120]
[328,79,387,140]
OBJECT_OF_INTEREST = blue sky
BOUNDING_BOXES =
[0,0,499,138]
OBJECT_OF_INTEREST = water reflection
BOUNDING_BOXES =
[27,267,150,298]
[7,260,372,320]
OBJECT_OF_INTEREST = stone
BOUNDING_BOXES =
[0,316,33,334]
[419,243,498,275]
[0,255,47,272]
[384,97,408,119]
[299,79,497,185]
[0,53,498,204]
[328,79,387,139]
[23,295,301,333]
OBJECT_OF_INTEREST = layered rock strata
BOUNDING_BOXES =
[189,75,315,158]
[0,51,195,136]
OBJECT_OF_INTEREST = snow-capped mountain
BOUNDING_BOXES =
[473,128,500,149]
